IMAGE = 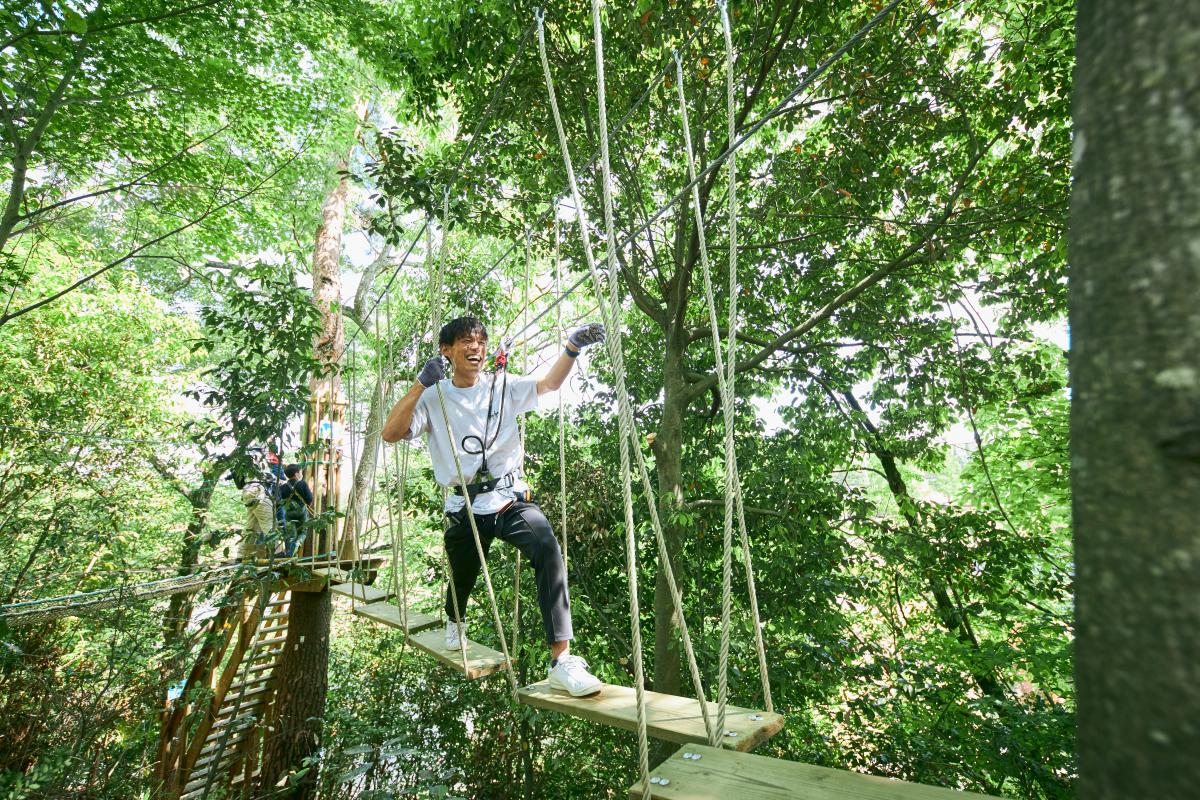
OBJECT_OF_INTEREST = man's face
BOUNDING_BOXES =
[441,331,488,384]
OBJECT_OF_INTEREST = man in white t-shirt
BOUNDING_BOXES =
[382,316,606,696]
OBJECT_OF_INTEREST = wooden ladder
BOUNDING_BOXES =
[158,588,291,800]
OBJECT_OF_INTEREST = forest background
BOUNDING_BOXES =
[0,0,1076,798]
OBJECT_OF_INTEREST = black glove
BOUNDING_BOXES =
[417,355,446,388]
[567,323,606,351]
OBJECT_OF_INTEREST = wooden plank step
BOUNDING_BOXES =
[184,756,241,793]
[205,720,253,743]
[241,661,276,677]
[248,638,285,652]
[227,676,271,694]
[195,737,246,767]
[311,566,348,582]
[627,744,995,800]
[215,700,263,721]
[353,600,439,633]
[311,560,387,580]
[331,581,394,603]
[518,681,783,752]
[218,685,271,711]
[407,627,510,680]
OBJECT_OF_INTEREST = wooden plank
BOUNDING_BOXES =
[331,581,394,604]
[217,685,272,708]
[407,627,510,680]
[311,566,348,581]
[627,745,995,800]
[518,681,783,752]
[353,601,439,634]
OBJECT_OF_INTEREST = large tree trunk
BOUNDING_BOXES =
[257,168,350,797]
[651,329,691,697]
[1070,3,1200,797]
[258,590,332,797]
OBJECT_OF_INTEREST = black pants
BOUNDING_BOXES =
[444,500,572,644]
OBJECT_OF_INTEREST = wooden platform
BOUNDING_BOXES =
[352,600,439,634]
[628,745,994,799]
[518,681,782,752]
[330,581,394,603]
[407,627,510,680]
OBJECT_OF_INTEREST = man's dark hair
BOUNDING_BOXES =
[439,316,487,347]
[284,464,301,479]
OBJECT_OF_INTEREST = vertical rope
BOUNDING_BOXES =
[672,7,773,720]
[555,217,568,574]
[429,191,450,339]
[538,6,716,741]
[512,226,534,656]
[345,334,360,588]
[425,194,474,679]
[433,384,520,699]
[718,0,737,740]
[587,0,653,782]
[672,51,732,746]
[719,1,772,713]
[538,8,651,786]
[383,287,411,631]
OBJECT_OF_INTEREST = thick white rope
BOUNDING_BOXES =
[538,2,716,730]
[578,6,718,744]
[384,292,411,632]
[539,7,650,783]
[541,2,721,765]
[671,9,773,721]
[587,1,653,785]
[719,2,773,713]
[433,383,520,699]
[717,0,737,740]
[511,227,535,655]
[672,47,739,743]
[555,217,569,574]
[424,198,474,678]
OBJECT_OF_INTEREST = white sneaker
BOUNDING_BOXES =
[444,621,465,651]
[547,653,602,697]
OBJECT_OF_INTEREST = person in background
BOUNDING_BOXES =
[279,464,314,556]
[240,480,275,561]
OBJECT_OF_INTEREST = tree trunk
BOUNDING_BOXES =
[162,465,222,653]
[256,168,350,796]
[1070,3,1200,796]
[257,589,332,797]
[651,334,690,697]
[343,375,389,545]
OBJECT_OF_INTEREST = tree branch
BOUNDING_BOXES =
[10,123,232,232]
[0,143,306,326]
[0,0,227,52]
[685,498,786,518]
[682,133,998,404]
[0,44,87,252]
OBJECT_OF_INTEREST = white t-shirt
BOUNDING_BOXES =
[404,374,539,514]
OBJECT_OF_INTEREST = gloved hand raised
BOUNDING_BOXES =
[567,323,606,352]
[417,355,447,388]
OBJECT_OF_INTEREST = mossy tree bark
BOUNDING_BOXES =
[1070,2,1200,796]
[257,164,351,797]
